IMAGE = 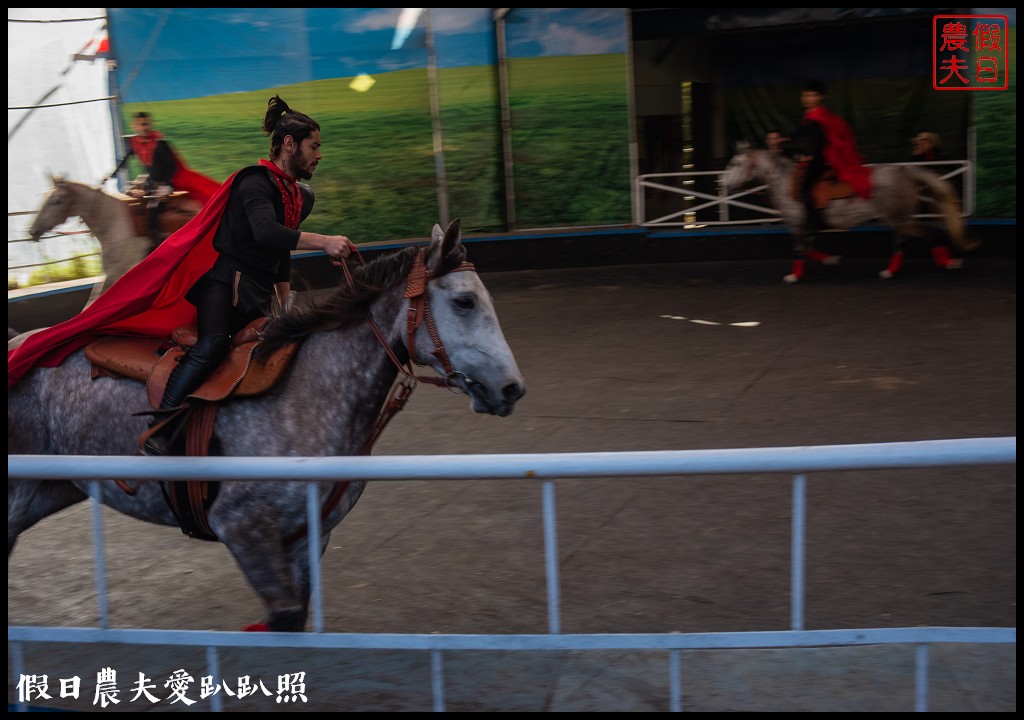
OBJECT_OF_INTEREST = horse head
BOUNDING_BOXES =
[258,218,526,419]
[720,142,758,191]
[414,218,526,417]
[28,176,73,241]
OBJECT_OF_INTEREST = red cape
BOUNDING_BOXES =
[130,132,220,205]
[170,156,221,206]
[8,171,239,390]
[804,105,872,199]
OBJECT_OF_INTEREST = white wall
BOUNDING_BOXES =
[7,9,116,286]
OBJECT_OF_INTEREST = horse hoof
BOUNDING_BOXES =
[783,274,800,284]
[823,255,841,266]
[879,269,894,280]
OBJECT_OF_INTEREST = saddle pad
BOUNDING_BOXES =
[148,338,298,407]
[813,180,855,209]
[126,192,199,238]
[84,333,299,408]
[84,336,165,383]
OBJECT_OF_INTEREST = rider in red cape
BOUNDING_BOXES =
[167,155,221,206]
[128,113,220,205]
[11,95,357,459]
[7,173,236,390]
[788,79,872,242]
[803,104,871,200]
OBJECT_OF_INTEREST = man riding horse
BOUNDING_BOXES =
[114,111,221,249]
[787,79,871,239]
[779,79,873,281]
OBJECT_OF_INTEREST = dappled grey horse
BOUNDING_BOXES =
[8,219,526,631]
[720,145,974,283]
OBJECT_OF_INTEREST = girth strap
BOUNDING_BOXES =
[157,402,222,542]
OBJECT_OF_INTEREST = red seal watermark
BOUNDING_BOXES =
[933,14,1009,90]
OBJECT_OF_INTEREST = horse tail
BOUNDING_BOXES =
[904,166,979,251]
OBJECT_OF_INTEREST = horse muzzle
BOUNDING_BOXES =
[448,370,526,417]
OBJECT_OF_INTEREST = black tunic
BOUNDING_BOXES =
[186,164,314,316]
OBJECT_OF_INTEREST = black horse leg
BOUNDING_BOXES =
[8,479,88,555]
[213,515,309,632]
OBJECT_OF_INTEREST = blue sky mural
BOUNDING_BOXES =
[108,8,628,103]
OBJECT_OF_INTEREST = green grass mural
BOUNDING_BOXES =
[124,54,633,245]
[973,25,1016,218]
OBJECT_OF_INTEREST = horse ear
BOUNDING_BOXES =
[441,218,461,256]
[426,218,462,269]
[735,140,751,153]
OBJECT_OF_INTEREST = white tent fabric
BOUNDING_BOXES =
[8,8,117,288]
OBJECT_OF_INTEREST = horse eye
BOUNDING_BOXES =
[453,295,475,311]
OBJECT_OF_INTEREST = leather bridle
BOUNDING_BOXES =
[340,246,476,391]
[335,246,477,457]
[282,247,478,544]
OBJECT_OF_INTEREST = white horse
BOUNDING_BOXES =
[720,145,975,283]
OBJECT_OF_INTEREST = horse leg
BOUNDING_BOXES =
[931,244,963,270]
[927,223,963,270]
[784,234,809,284]
[806,248,841,266]
[8,479,88,555]
[784,229,840,285]
[785,235,839,284]
[211,504,309,632]
[286,532,332,627]
[879,231,906,280]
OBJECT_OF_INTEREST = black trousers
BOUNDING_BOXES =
[158,277,268,409]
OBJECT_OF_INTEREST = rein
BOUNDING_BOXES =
[339,247,476,389]
[282,247,475,546]
[338,247,476,454]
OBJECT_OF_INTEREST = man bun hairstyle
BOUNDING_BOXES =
[262,95,320,159]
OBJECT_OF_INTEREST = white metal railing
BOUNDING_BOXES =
[635,160,973,229]
[7,437,1016,712]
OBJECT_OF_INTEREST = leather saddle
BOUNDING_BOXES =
[790,167,855,208]
[83,318,298,542]
[84,317,298,409]
[123,191,203,239]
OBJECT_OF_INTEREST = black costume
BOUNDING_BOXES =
[788,115,827,236]
[144,163,312,455]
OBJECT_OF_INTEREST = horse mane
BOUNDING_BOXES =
[256,241,468,356]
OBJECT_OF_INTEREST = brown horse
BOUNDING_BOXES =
[28,177,202,307]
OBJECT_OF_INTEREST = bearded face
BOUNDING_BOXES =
[283,131,322,181]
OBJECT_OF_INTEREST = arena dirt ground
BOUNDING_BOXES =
[8,255,1016,711]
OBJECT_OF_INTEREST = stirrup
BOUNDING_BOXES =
[137,405,191,456]
[132,403,190,420]
[140,434,172,457]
